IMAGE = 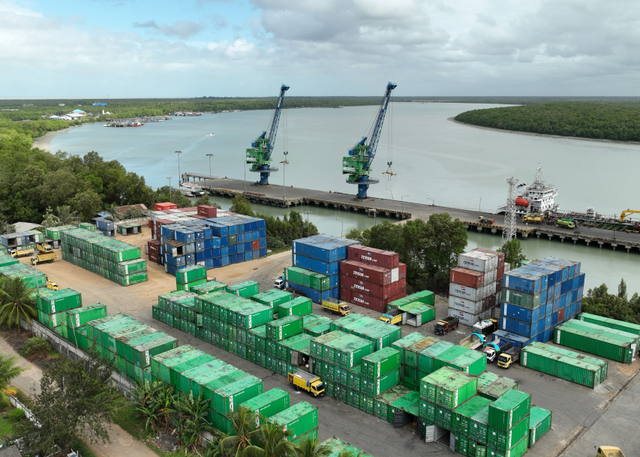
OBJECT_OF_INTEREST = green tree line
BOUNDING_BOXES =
[582,279,640,324]
[345,215,468,294]
[454,101,640,141]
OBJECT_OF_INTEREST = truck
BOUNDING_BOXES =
[523,213,543,224]
[484,339,512,363]
[596,447,627,457]
[287,370,325,397]
[497,347,521,368]
[321,298,351,316]
[435,316,459,335]
[46,278,59,291]
[478,216,495,224]
[380,309,404,325]
[556,218,576,229]
[472,319,499,336]
[274,276,285,290]
[460,333,486,350]
[36,243,54,253]
[31,251,56,265]
[9,247,33,258]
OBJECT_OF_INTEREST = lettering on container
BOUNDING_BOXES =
[354,283,366,291]
[361,255,375,262]
[229,394,234,412]
[145,350,150,366]
[353,270,365,278]
[75,314,81,327]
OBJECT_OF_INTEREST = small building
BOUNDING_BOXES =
[0,444,23,457]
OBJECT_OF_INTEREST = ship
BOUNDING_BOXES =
[497,165,558,215]
[173,182,205,197]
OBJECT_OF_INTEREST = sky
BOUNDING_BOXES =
[1,0,640,98]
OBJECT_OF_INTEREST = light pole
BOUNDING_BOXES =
[401,194,409,215]
[33,257,39,293]
[167,177,172,201]
[426,197,435,206]
[175,150,182,184]
[335,218,344,237]
[206,153,214,179]
[303,211,313,237]
[280,151,289,204]
[479,197,482,212]
[386,189,395,201]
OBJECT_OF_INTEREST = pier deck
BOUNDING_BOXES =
[184,174,640,253]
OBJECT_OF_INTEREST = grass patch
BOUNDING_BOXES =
[0,413,14,438]
[70,436,99,457]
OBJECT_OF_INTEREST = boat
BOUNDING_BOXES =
[176,182,205,197]
[497,165,558,215]
[209,133,216,136]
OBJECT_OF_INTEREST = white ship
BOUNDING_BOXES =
[497,165,558,215]
[173,182,205,197]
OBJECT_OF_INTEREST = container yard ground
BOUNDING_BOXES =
[26,226,639,457]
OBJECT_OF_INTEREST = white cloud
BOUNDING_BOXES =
[133,20,207,39]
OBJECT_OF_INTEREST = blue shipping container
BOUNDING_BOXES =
[502,303,543,323]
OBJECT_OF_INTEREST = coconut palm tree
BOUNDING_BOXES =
[295,436,332,457]
[55,205,80,225]
[0,277,37,328]
[0,354,26,403]
[245,421,296,457]
[218,407,265,457]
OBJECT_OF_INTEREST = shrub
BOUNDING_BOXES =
[8,407,25,422]
[20,336,52,359]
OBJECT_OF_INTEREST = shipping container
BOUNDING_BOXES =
[36,288,82,314]
[278,296,313,318]
[487,434,529,457]
[284,266,331,291]
[449,282,497,302]
[488,415,530,452]
[459,250,497,272]
[347,245,399,269]
[65,303,107,329]
[361,347,401,380]
[528,406,552,447]
[448,308,491,327]
[310,330,347,359]
[488,390,531,432]
[452,396,494,436]
[555,320,637,363]
[267,315,303,342]
[340,260,394,286]
[320,437,373,457]
[268,401,318,440]
[251,289,294,309]
[578,312,640,336]
[374,385,412,422]
[227,281,260,298]
[420,366,478,409]
[447,350,487,376]
[405,304,436,327]
[450,267,486,288]
[477,372,518,400]
[418,341,455,374]
[213,375,263,416]
[340,275,404,300]
[449,295,496,315]
[387,290,435,310]
[360,369,400,396]
[469,405,491,445]
[391,332,432,365]
[239,388,290,427]
[404,337,440,369]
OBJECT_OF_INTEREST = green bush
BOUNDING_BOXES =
[20,336,52,359]
[8,408,25,422]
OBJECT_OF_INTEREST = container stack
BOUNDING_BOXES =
[36,288,82,330]
[277,296,313,318]
[0,230,41,252]
[60,228,147,286]
[484,390,531,457]
[449,248,505,326]
[386,290,436,327]
[61,303,108,346]
[268,401,319,445]
[476,372,519,401]
[175,264,208,291]
[319,437,373,457]
[289,235,360,303]
[239,388,291,428]
[340,245,407,312]
[521,341,607,388]
[160,214,267,274]
[0,262,47,288]
[498,257,585,345]
[554,319,639,363]
[94,217,116,237]
[227,281,260,298]
[45,225,77,249]
[328,313,402,351]
[85,314,178,382]
[251,289,293,309]
[0,253,18,267]
[283,266,331,301]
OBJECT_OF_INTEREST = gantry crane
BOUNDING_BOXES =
[342,82,397,199]
[246,84,289,186]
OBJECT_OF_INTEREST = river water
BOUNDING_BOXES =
[51,103,640,294]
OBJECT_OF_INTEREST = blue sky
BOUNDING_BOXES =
[2,0,640,98]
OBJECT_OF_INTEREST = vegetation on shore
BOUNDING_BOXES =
[583,279,640,324]
[454,101,640,141]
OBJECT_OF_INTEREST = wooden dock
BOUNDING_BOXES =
[183,174,640,253]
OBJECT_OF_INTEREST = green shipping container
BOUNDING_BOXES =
[487,433,529,457]
[175,264,207,285]
[239,388,290,427]
[502,288,541,309]
[213,375,263,416]
[373,386,412,422]
[387,290,435,311]
[130,334,178,367]
[334,336,375,369]
[307,323,330,337]
[227,280,260,298]
[404,337,440,369]
[477,372,518,401]
[448,350,487,376]
[36,288,82,314]
[150,345,196,378]
[389,390,420,417]
[177,279,207,292]
[528,406,552,447]
[351,321,402,351]
[433,345,469,372]
[555,320,637,363]
[360,369,400,396]
[320,437,373,457]
[329,313,364,331]
[361,347,401,380]
[452,396,494,436]
[579,312,640,336]
[65,303,107,329]
[521,342,607,388]
[268,401,318,440]
[391,332,431,364]
[291,428,319,446]
[267,315,303,342]
[278,296,313,318]
[310,331,347,360]
[285,266,330,291]
[169,353,215,387]
[488,415,530,452]
[488,390,531,432]
[85,313,130,341]
[420,366,477,410]
[234,303,273,329]
[469,406,490,445]
[191,280,228,296]
[418,341,455,373]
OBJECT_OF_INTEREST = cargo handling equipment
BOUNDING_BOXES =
[245,84,289,186]
[342,82,396,199]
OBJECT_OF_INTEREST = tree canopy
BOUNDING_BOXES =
[498,238,527,269]
[582,279,640,324]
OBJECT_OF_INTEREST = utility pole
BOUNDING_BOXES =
[303,211,312,237]
[280,151,289,204]
[502,177,519,245]
[335,218,344,237]
[175,150,182,184]
[206,153,214,178]
[401,194,409,216]
[167,177,172,201]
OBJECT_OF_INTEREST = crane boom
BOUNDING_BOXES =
[342,82,396,199]
[246,84,289,186]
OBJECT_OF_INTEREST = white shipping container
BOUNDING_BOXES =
[391,267,399,283]
[449,295,484,314]
[504,262,511,273]
[425,425,448,443]
[449,282,497,301]
[448,307,491,326]
[450,433,457,452]
[458,250,497,272]
[484,268,497,284]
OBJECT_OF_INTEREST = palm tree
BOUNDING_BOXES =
[0,354,26,403]
[132,379,172,433]
[0,277,37,328]
[295,436,331,457]
[56,205,80,225]
[172,391,214,451]
[218,407,264,457]
[0,219,15,236]
[244,422,296,457]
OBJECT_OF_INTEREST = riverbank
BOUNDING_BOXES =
[32,126,77,152]
[449,117,640,146]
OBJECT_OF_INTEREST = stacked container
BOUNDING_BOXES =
[386,290,436,327]
[175,264,208,291]
[485,390,531,457]
[0,262,46,288]
[449,248,505,326]
[499,257,585,344]
[578,312,640,336]
[159,213,267,274]
[36,288,82,329]
[44,225,77,248]
[329,313,402,351]
[0,253,18,267]
[268,401,319,445]
[251,289,293,308]
[284,266,331,298]
[86,314,178,382]
[277,297,313,318]
[61,303,108,346]
[555,319,638,363]
[289,235,360,303]
[0,231,41,251]
[238,388,291,428]
[340,245,407,312]
[60,228,147,286]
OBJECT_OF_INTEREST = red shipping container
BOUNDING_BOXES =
[340,275,405,300]
[154,202,178,211]
[398,263,406,279]
[252,240,260,250]
[389,290,407,302]
[340,260,393,285]
[148,240,160,252]
[496,265,505,282]
[496,281,503,293]
[180,207,197,212]
[149,252,158,262]
[197,205,217,218]
[191,214,206,220]
[473,247,505,269]
[340,289,386,313]
[347,245,399,269]
[148,219,153,228]
[450,267,485,288]
[481,294,497,311]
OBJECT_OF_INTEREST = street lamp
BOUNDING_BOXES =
[175,150,182,184]
[401,194,409,215]
[303,211,313,237]
[426,197,435,206]
[206,153,214,179]
[335,218,344,237]
[280,151,289,203]
[386,189,395,201]
[167,177,172,201]
[33,257,40,293]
